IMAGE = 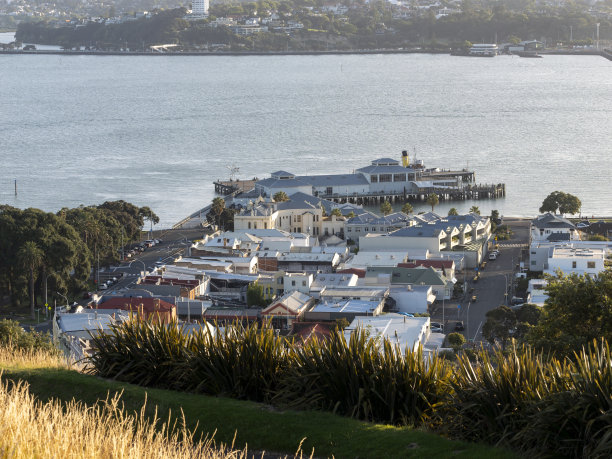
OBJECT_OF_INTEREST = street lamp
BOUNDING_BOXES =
[129,259,147,279]
[44,272,55,316]
[56,291,69,310]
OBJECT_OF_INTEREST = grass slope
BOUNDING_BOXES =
[1,366,515,459]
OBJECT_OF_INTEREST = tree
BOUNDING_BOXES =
[139,206,160,235]
[539,191,581,215]
[482,305,517,350]
[587,234,608,241]
[447,207,459,216]
[447,332,466,353]
[330,208,342,217]
[527,271,612,357]
[514,303,542,341]
[17,241,43,319]
[347,211,356,219]
[401,203,413,214]
[426,193,439,212]
[380,200,392,216]
[469,205,480,215]
[246,281,267,307]
[491,209,500,221]
[210,197,226,229]
[273,191,289,202]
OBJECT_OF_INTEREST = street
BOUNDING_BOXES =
[431,218,530,343]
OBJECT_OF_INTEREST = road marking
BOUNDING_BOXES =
[497,243,528,248]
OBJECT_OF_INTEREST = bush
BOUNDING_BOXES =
[273,329,452,426]
[186,323,288,402]
[0,319,58,355]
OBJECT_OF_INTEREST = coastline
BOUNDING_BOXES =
[0,48,609,59]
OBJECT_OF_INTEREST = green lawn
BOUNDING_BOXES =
[1,366,515,458]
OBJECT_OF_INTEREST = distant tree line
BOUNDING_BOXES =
[14,3,611,51]
[0,201,158,317]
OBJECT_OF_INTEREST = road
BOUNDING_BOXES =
[97,228,205,293]
[431,218,530,343]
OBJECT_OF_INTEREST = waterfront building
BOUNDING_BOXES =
[253,155,475,203]
[530,213,580,243]
[544,246,606,277]
[529,240,612,272]
[345,211,413,240]
[364,266,453,301]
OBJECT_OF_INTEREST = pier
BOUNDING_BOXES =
[319,183,506,205]
[213,179,257,195]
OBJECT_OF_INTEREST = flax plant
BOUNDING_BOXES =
[274,329,452,426]
[186,322,289,402]
[87,317,193,389]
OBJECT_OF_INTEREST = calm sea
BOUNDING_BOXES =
[1,39,611,227]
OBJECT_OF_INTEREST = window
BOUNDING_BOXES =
[393,173,406,182]
[347,227,352,232]
[370,175,378,183]
[355,228,361,232]
[365,227,369,231]
[292,280,296,286]
[297,215,301,223]
[587,261,595,269]
[264,222,268,229]
[248,222,251,229]
[326,187,333,195]
[379,174,392,182]
[531,251,536,255]
[572,261,577,268]
[302,281,306,286]
[277,278,283,284]
[531,261,536,265]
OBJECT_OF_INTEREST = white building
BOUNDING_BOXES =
[344,314,432,355]
[192,0,209,17]
[531,213,580,243]
[544,246,605,277]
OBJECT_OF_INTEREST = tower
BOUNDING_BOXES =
[192,0,209,17]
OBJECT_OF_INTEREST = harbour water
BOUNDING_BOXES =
[1,48,611,227]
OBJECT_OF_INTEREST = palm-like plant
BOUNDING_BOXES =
[426,193,439,212]
[17,241,44,319]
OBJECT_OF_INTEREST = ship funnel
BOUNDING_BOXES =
[401,150,409,168]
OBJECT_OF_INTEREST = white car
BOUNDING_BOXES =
[489,253,497,260]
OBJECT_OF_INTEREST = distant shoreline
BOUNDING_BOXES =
[0,48,609,59]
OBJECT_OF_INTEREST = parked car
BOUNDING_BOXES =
[99,283,108,290]
[489,253,498,260]
[511,296,525,305]
[454,321,465,331]
[576,222,590,229]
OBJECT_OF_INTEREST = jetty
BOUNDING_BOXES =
[213,179,257,195]
[212,152,505,206]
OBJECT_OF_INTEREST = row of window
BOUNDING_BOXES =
[370,174,407,183]
[247,222,268,229]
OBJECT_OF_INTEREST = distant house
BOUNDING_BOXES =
[365,266,453,300]
[344,314,434,355]
[96,297,176,323]
[530,213,580,243]
[304,298,385,322]
[262,291,315,329]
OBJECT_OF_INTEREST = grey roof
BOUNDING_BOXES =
[356,164,413,175]
[412,212,442,223]
[445,213,486,226]
[297,173,370,187]
[256,177,311,189]
[367,266,446,286]
[276,192,327,211]
[532,213,576,230]
[348,211,411,226]
[389,225,445,238]
[310,299,382,314]
[371,158,400,165]
[271,170,295,177]
[547,232,571,242]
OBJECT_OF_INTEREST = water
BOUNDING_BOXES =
[1,49,611,227]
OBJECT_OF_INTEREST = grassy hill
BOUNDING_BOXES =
[0,349,514,458]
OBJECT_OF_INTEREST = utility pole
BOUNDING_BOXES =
[596,23,600,50]
[570,25,573,43]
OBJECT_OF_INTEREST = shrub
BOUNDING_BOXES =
[186,322,288,403]
[87,318,192,390]
[274,329,452,426]
[0,319,58,355]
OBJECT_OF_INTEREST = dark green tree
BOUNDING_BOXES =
[380,200,392,216]
[539,191,581,215]
[447,332,466,353]
[448,207,459,216]
[401,203,414,214]
[246,281,267,307]
[482,305,517,350]
[426,193,439,212]
[527,271,612,357]
[17,241,43,319]
[273,191,289,202]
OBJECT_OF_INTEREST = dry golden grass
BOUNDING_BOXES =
[0,345,68,370]
[0,376,256,459]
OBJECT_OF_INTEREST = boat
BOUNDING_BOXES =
[469,44,498,57]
